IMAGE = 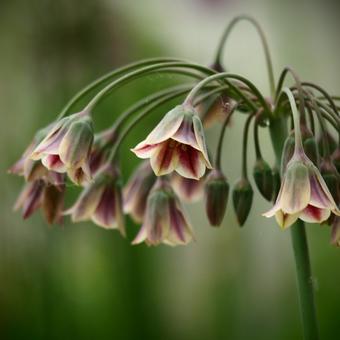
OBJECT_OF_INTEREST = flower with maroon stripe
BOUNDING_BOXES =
[170,172,204,203]
[64,164,125,235]
[132,178,194,246]
[131,105,212,180]
[30,111,94,185]
[123,161,156,223]
[263,152,340,229]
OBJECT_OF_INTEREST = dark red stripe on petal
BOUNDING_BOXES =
[155,141,177,173]
[94,187,116,227]
[304,204,322,220]
[178,145,199,178]
[169,202,186,242]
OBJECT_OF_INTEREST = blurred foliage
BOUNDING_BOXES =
[0,1,339,340]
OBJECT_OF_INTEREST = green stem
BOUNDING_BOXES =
[85,62,216,111]
[253,110,264,160]
[57,57,185,119]
[215,103,238,169]
[213,15,275,96]
[290,221,319,340]
[183,72,269,114]
[241,113,255,179]
[269,93,319,340]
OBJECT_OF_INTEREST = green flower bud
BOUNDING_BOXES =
[253,158,273,201]
[204,169,229,227]
[232,178,253,227]
[318,132,337,158]
[303,134,319,166]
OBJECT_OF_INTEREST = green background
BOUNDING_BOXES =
[1,0,339,339]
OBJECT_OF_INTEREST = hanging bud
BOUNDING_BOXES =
[123,161,156,223]
[253,158,273,201]
[318,132,337,158]
[171,173,204,203]
[272,166,281,201]
[331,216,340,247]
[320,158,340,205]
[204,169,229,226]
[232,178,253,226]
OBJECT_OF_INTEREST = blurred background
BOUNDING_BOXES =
[1,0,339,339]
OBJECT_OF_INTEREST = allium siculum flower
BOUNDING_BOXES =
[132,178,194,246]
[64,164,125,234]
[14,179,65,224]
[131,105,212,180]
[170,172,204,203]
[30,111,94,185]
[123,161,156,223]
[263,151,340,229]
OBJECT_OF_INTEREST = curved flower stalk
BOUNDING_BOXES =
[123,161,156,223]
[64,164,125,235]
[132,178,194,246]
[131,104,212,179]
[31,110,94,185]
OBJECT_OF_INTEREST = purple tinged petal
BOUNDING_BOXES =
[171,173,204,203]
[131,141,160,159]
[175,145,206,179]
[171,115,199,148]
[299,205,331,224]
[42,155,67,173]
[150,141,179,176]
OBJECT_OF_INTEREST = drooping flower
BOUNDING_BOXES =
[64,164,125,234]
[123,161,156,223]
[131,105,212,180]
[132,178,194,246]
[170,172,204,203]
[31,111,94,185]
[14,179,65,224]
[263,152,340,229]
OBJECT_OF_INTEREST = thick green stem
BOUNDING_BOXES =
[290,220,319,340]
[269,104,319,340]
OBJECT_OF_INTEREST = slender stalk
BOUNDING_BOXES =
[215,103,238,169]
[57,57,185,119]
[270,88,319,340]
[213,15,275,96]
[241,113,255,179]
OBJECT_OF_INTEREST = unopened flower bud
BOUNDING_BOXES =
[318,132,337,158]
[253,158,273,201]
[204,169,229,226]
[232,178,253,226]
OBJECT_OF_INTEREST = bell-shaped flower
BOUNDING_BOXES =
[132,178,194,246]
[171,173,204,203]
[14,178,65,224]
[123,161,156,223]
[64,164,125,235]
[131,105,212,180]
[31,111,94,185]
[263,152,340,229]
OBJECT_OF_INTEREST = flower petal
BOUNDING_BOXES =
[145,105,184,145]
[171,116,199,149]
[274,209,299,229]
[150,141,179,176]
[280,162,310,214]
[175,145,206,179]
[42,155,67,173]
[299,205,331,224]
[131,141,160,159]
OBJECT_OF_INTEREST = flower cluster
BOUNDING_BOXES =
[9,18,340,249]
